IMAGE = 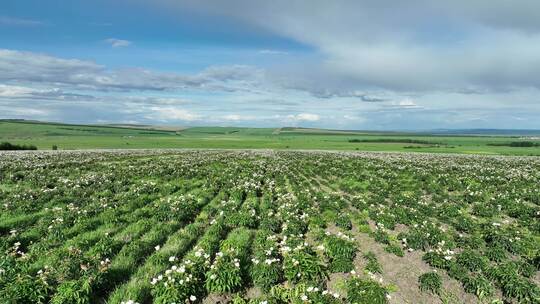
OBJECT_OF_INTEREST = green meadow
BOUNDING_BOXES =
[1,120,540,155]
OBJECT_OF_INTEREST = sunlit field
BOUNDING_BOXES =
[2,121,540,156]
[1,150,538,303]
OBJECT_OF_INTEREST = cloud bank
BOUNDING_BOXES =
[157,0,540,95]
[1,1,540,129]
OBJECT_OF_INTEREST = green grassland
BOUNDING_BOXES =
[1,120,540,155]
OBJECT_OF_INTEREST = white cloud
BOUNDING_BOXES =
[222,114,245,121]
[0,84,36,97]
[0,105,51,118]
[0,16,44,26]
[258,49,288,55]
[147,107,200,121]
[287,113,320,122]
[379,98,422,110]
[398,98,417,108]
[343,114,365,123]
[104,38,132,48]
[140,97,191,105]
[0,84,94,100]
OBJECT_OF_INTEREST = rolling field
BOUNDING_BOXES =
[0,150,539,303]
[2,120,540,155]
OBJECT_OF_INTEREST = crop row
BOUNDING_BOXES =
[1,150,538,303]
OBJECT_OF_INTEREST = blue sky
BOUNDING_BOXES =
[1,0,540,130]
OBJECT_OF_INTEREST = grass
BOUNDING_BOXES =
[1,120,540,155]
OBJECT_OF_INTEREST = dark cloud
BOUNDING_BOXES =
[359,95,388,103]
[304,89,390,102]
[158,0,540,94]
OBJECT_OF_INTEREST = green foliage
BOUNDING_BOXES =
[461,275,494,299]
[205,228,252,293]
[371,229,391,245]
[447,262,468,281]
[324,233,357,272]
[422,252,451,270]
[269,283,343,304]
[347,277,388,304]
[485,262,540,303]
[363,252,382,274]
[205,252,244,293]
[151,220,227,304]
[335,214,352,230]
[50,280,92,304]
[398,230,427,250]
[250,232,283,291]
[456,249,488,272]
[283,246,327,284]
[384,244,404,257]
[418,272,442,295]
[2,148,540,304]
[0,273,53,303]
[485,246,506,262]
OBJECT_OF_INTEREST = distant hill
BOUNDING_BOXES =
[1,119,540,155]
[0,119,183,133]
[104,124,187,132]
[1,119,539,136]
[1,119,539,135]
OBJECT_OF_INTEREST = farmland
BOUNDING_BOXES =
[2,120,540,156]
[0,150,539,303]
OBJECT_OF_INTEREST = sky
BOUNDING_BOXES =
[1,0,540,130]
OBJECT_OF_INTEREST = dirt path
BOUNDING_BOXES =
[351,224,478,304]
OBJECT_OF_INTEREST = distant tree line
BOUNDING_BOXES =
[487,141,539,147]
[348,138,444,145]
[0,142,38,150]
